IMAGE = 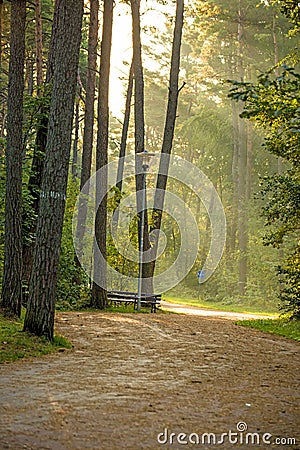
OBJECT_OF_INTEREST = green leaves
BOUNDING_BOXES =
[228,1,300,318]
[228,66,300,165]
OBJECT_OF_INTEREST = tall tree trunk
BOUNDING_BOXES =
[72,94,80,180]
[22,0,44,285]
[35,0,43,95]
[113,59,134,227]
[237,1,248,297]
[130,0,151,293]
[72,72,82,181]
[246,121,253,200]
[26,58,34,96]
[24,0,84,340]
[75,0,99,264]
[229,100,239,255]
[147,0,184,289]
[91,0,113,309]
[0,0,3,69]
[1,0,26,317]
[116,60,134,193]
[22,0,60,285]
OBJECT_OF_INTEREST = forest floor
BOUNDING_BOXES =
[0,309,299,450]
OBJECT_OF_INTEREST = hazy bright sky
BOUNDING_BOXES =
[109,1,174,118]
[110,3,132,118]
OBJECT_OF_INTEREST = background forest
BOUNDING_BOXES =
[0,0,299,340]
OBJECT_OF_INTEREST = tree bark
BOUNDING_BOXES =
[0,0,3,69]
[72,72,82,181]
[1,0,26,317]
[147,0,184,288]
[75,0,99,264]
[91,0,113,309]
[22,0,61,285]
[35,0,43,95]
[24,0,84,340]
[130,0,152,293]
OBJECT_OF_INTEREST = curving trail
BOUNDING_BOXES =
[0,311,299,449]
[160,300,277,320]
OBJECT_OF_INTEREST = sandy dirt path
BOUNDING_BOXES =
[0,311,299,450]
[160,301,277,320]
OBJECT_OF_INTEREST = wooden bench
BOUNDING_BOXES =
[107,290,161,313]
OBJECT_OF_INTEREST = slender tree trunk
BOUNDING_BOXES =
[273,14,284,270]
[22,0,43,285]
[35,0,43,95]
[147,0,184,288]
[75,0,99,264]
[72,96,80,180]
[26,58,34,96]
[229,101,239,254]
[130,0,152,293]
[1,0,26,317]
[24,0,84,340]
[112,59,134,227]
[0,0,4,143]
[237,1,248,297]
[246,121,253,200]
[116,60,134,193]
[0,0,3,69]
[22,0,60,285]
[72,73,82,181]
[91,0,113,309]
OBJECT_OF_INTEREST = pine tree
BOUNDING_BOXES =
[1,0,26,317]
[24,0,84,340]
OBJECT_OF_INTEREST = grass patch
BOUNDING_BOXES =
[236,318,300,342]
[0,312,72,364]
[105,304,153,314]
[163,296,278,316]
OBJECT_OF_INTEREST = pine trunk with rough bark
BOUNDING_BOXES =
[91,0,113,309]
[0,0,3,69]
[130,0,152,293]
[23,0,60,285]
[35,0,43,94]
[24,0,84,340]
[75,0,99,264]
[1,0,26,317]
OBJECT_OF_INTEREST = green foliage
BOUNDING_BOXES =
[259,172,300,247]
[0,311,72,363]
[278,244,300,318]
[21,184,38,247]
[237,317,300,341]
[229,67,300,164]
[228,50,300,316]
[279,0,300,34]
[56,177,90,310]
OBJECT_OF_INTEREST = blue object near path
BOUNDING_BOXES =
[197,270,205,279]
